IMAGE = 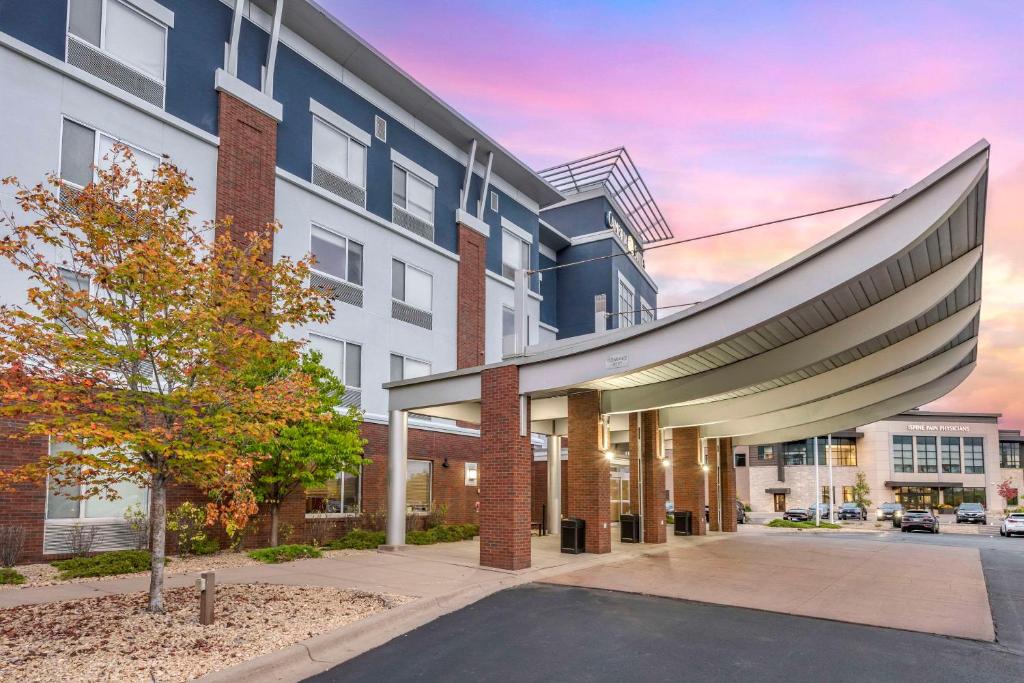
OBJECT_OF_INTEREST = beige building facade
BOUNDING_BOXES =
[736,410,1023,515]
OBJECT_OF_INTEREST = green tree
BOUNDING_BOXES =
[852,471,872,510]
[248,351,367,546]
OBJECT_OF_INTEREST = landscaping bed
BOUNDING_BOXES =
[0,583,410,682]
[767,519,842,530]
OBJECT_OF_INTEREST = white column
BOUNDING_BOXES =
[814,436,821,527]
[827,433,834,522]
[546,435,561,535]
[385,410,408,547]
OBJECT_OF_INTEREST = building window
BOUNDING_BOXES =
[46,444,147,520]
[945,487,986,507]
[465,462,479,486]
[390,353,431,381]
[893,486,939,509]
[734,450,746,467]
[308,335,361,399]
[756,445,774,461]
[311,226,363,287]
[640,299,656,324]
[1000,441,1021,469]
[68,0,167,80]
[963,437,985,474]
[60,118,160,188]
[827,437,857,466]
[617,278,635,328]
[502,305,516,356]
[783,440,809,466]
[892,435,913,473]
[406,459,432,512]
[305,469,360,515]
[821,486,831,504]
[392,165,434,224]
[392,259,432,313]
[916,436,938,473]
[501,229,530,280]
[842,486,854,503]
[312,116,367,190]
[941,437,961,473]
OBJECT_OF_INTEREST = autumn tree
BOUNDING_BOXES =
[245,350,367,547]
[0,147,332,612]
[996,478,1019,507]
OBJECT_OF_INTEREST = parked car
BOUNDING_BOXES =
[783,507,812,522]
[838,502,867,520]
[876,502,903,521]
[999,513,1024,537]
[955,502,987,524]
[736,499,747,524]
[901,509,939,533]
[808,502,831,520]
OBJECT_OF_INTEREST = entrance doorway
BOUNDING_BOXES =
[610,463,631,521]
[773,493,786,512]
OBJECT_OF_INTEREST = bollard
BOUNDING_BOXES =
[196,570,215,625]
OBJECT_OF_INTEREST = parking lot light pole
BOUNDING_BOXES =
[827,433,834,523]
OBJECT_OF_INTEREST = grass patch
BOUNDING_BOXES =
[0,568,26,585]
[327,529,385,550]
[247,544,322,564]
[768,519,841,530]
[51,550,155,579]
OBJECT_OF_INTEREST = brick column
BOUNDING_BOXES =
[479,365,532,570]
[627,413,639,514]
[720,437,738,532]
[640,410,666,543]
[672,427,706,536]
[215,92,278,256]
[0,418,49,563]
[707,438,720,531]
[457,225,487,369]
[566,390,610,553]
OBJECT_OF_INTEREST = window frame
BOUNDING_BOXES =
[311,115,368,190]
[309,224,364,288]
[941,437,961,473]
[392,164,436,225]
[304,467,362,517]
[892,435,914,473]
[44,441,149,523]
[389,352,432,382]
[1000,441,1021,469]
[406,459,432,513]
[391,258,433,313]
[639,298,656,324]
[308,333,362,391]
[66,0,169,85]
[501,229,531,281]
[915,436,938,473]
[59,116,161,190]
[617,274,636,328]
[963,437,985,474]
[827,437,857,467]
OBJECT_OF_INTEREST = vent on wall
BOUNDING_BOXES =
[312,165,367,207]
[66,36,164,108]
[490,190,499,212]
[310,271,363,308]
[374,115,387,142]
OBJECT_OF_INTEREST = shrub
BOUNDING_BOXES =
[0,526,27,568]
[406,524,479,545]
[191,537,220,556]
[51,550,156,579]
[167,502,211,556]
[0,568,26,585]
[67,523,98,557]
[743,503,752,512]
[767,519,841,530]
[248,544,322,564]
[328,529,385,550]
[425,502,449,530]
[123,504,150,550]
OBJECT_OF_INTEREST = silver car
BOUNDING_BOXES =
[1000,512,1024,537]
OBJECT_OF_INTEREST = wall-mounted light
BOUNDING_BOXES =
[604,450,615,461]
[442,457,450,468]
[701,464,710,473]
[661,458,670,468]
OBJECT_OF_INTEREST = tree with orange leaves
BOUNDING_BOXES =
[0,146,333,612]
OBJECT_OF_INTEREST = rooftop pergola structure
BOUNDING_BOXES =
[384,141,990,569]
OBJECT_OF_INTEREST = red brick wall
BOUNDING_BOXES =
[628,414,639,512]
[0,418,49,563]
[479,365,532,569]
[640,410,666,543]
[215,91,278,256]
[456,225,487,369]
[567,390,610,553]
[720,437,738,532]
[672,427,706,536]
[707,438,720,531]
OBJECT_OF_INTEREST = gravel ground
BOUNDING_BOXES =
[1,548,366,590]
[0,583,410,682]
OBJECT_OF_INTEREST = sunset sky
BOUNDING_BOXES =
[329,0,1024,427]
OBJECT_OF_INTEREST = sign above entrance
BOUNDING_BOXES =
[906,423,971,432]
[606,353,629,370]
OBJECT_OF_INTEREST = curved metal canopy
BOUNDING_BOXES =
[386,140,990,443]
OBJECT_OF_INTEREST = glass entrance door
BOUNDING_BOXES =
[773,493,786,512]
[610,463,631,521]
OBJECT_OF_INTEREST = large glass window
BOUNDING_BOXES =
[308,334,360,390]
[311,226,363,286]
[756,445,774,461]
[392,259,432,312]
[617,278,635,328]
[941,437,961,473]
[501,230,530,280]
[828,437,857,466]
[893,486,939,509]
[964,437,985,473]
[390,353,430,382]
[1000,441,1021,469]
[916,436,938,473]
[313,117,367,188]
[945,487,986,507]
[892,435,914,473]
[783,440,809,466]
[842,486,855,503]
[392,165,434,224]
[60,118,159,188]
[406,460,432,512]
[68,0,167,81]
[305,469,360,515]
[45,444,147,520]
[640,299,656,324]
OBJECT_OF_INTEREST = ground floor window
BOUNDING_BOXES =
[842,486,854,503]
[407,459,432,512]
[821,486,831,504]
[610,464,631,520]
[893,486,939,509]
[305,469,361,515]
[45,443,148,520]
[944,487,986,507]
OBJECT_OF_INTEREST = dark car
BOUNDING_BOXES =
[876,502,903,521]
[901,509,939,533]
[783,507,811,522]
[838,502,867,520]
[736,500,747,524]
[955,502,987,524]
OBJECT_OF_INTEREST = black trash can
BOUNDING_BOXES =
[620,514,641,543]
[560,517,585,554]
[674,510,693,536]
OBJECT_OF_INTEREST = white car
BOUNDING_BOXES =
[1000,513,1024,537]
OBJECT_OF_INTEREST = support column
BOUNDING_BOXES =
[640,410,666,543]
[720,437,738,532]
[480,365,532,570]
[707,438,721,531]
[456,224,487,369]
[567,390,611,554]
[546,435,562,536]
[384,410,408,548]
[628,413,640,515]
[672,427,706,536]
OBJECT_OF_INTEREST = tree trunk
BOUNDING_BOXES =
[270,503,280,547]
[148,472,168,613]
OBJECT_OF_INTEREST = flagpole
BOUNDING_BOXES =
[827,433,834,523]
[814,436,820,527]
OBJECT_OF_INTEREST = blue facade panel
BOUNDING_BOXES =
[541,196,606,239]
[539,253,558,326]
[0,0,67,60]
[162,0,229,134]
[555,241,613,339]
